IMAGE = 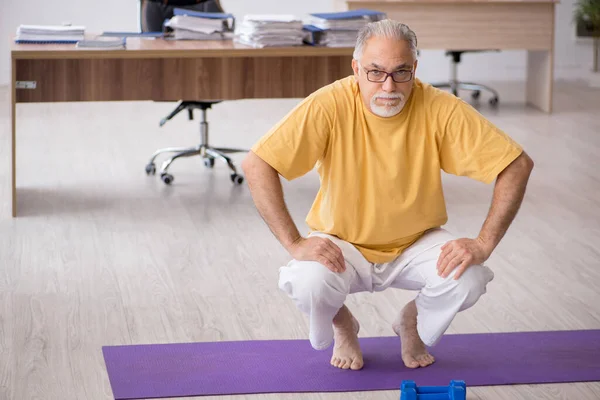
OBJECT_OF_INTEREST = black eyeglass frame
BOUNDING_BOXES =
[363,67,414,83]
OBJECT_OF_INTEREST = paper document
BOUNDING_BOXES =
[15,24,85,43]
[17,24,85,34]
[234,14,305,48]
[243,14,301,23]
[302,9,386,47]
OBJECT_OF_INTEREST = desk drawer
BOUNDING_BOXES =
[15,55,353,103]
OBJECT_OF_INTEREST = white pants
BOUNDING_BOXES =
[278,228,494,350]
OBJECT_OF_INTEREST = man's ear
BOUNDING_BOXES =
[352,59,359,81]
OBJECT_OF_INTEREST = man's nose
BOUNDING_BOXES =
[381,75,396,92]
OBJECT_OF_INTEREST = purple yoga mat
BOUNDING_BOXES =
[102,330,600,399]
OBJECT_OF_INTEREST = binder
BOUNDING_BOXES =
[307,9,386,31]
[302,25,325,45]
[302,24,358,47]
[172,8,235,30]
[173,8,234,20]
[309,8,386,21]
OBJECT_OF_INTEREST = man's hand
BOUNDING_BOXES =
[437,152,533,281]
[436,238,491,280]
[288,237,346,273]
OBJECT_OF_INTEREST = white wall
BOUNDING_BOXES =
[1,0,597,87]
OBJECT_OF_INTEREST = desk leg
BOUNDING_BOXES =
[10,58,17,217]
[526,50,553,113]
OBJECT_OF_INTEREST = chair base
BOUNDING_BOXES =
[432,81,499,106]
[145,144,246,185]
[146,100,248,185]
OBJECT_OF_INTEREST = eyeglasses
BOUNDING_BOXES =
[364,68,413,83]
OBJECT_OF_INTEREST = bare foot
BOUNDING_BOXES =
[392,300,435,369]
[330,305,364,370]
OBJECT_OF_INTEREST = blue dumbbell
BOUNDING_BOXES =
[400,380,466,400]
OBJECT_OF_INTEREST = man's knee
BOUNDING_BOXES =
[455,264,494,311]
[278,261,348,309]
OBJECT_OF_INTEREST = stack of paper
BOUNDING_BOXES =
[303,9,387,47]
[15,25,85,44]
[234,15,305,48]
[165,8,234,40]
[76,37,126,50]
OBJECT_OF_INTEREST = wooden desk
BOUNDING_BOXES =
[9,39,354,217]
[340,0,556,113]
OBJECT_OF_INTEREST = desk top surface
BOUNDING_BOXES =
[10,37,354,60]
[347,0,558,3]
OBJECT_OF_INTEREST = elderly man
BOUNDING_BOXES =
[241,19,533,371]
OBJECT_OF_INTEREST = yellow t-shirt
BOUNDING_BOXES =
[251,76,523,264]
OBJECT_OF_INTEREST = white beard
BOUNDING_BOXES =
[369,93,406,117]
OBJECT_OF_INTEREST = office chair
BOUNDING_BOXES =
[431,50,499,106]
[140,0,247,185]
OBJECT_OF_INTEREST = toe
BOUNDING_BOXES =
[417,354,434,367]
[350,358,364,370]
[341,359,351,369]
[330,357,340,368]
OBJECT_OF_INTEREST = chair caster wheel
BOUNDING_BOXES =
[471,90,481,100]
[161,173,174,185]
[489,96,499,106]
[145,163,156,175]
[204,157,215,168]
[231,174,244,185]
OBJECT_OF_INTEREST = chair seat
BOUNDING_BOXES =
[179,100,223,109]
[445,50,500,55]
[445,50,500,62]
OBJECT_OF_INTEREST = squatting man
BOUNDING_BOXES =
[241,19,533,370]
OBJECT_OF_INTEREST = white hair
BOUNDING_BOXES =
[353,19,418,61]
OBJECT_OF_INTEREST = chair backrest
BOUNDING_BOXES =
[139,0,226,32]
[200,0,225,13]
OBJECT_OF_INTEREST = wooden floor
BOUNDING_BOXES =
[1,79,600,400]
